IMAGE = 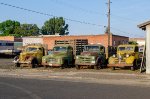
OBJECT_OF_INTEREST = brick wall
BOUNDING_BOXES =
[43,34,129,50]
[112,35,129,47]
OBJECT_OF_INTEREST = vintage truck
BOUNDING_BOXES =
[108,44,141,70]
[42,45,74,68]
[42,39,88,68]
[75,44,106,69]
[13,44,47,68]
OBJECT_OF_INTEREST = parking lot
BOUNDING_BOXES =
[0,58,142,74]
[0,58,14,69]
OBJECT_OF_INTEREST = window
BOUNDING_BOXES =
[118,47,125,51]
[6,43,14,46]
[53,46,67,52]
[26,47,38,52]
[85,46,99,51]
[122,40,125,44]
[113,41,116,46]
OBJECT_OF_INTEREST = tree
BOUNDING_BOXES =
[0,20,40,37]
[41,17,69,35]
[0,20,20,36]
[128,41,138,45]
[14,24,39,37]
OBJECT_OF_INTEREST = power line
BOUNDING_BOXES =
[0,2,105,28]
[0,2,141,37]
[51,0,106,16]
[51,0,139,23]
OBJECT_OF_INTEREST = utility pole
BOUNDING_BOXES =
[107,0,111,47]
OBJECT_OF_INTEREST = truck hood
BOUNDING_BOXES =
[80,51,98,56]
[21,52,37,56]
[43,52,67,59]
[19,52,37,61]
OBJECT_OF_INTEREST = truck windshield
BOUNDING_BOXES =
[85,46,99,51]
[118,47,134,51]
[53,47,66,52]
[26,47,37,52]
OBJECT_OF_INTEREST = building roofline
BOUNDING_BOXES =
[112,34,129,38]
[138,20,150,31]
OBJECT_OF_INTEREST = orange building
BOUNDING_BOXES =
[42,34,129,50]
[0,36,14,41]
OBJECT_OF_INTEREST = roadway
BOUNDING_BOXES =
[0,77,150,99]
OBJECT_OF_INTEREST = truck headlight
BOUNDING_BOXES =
[42,58,46,62]
[57,58,62,63]
[113,54,116,57]
[76,56,79,59]
[91,61,95,64]
[91,57,95,59]
[126,54,129,58]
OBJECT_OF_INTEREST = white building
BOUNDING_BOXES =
[129,38,145,46]
[22,37,43,46]
[138,21,150,74]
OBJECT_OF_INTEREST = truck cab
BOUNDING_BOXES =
[75,44,106,69]
[108,44,141,70]
[13,44,47,68]
[42,45,74,68]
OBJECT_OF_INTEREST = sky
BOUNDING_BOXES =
[0,0,149,38]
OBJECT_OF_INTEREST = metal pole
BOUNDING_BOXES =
[108,0,111,47]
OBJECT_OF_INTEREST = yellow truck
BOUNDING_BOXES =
[108,44,141,70]
[13,44,47,68]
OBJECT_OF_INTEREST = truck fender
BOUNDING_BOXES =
[13,55,19,63]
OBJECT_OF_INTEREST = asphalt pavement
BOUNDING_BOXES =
[0,77,150,99]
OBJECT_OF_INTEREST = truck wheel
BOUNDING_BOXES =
[15,63,20,67]
[97,59,104,69]
[44,65,47,68]
[131,66,135,71]
[76,65,80,70]
[31,59,38,68]
[94,65,99,70]
[112,67,115,70]
[61,61,68,69]
[132,60,137,71]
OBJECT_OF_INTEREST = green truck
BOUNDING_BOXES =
[42,45,74,68]
[42,39,88,68]
[75,44,106,69]
[13,44,48,68]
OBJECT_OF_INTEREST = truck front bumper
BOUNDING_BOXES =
[75,63,95,66]
[108,63,133,67]
[42,63,62,67]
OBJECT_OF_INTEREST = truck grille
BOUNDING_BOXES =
[79,57,93,63]
[49,58,57,63]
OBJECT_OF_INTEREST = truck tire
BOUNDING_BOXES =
[112,67,115,70]
[76,65,80,70]
[131,66,135,71]
[94,65,99,70]
[131,60,137,71]
[15,63,20,67]
[97,58,103,69]
[31,59,38,68]
[61,61,68,69]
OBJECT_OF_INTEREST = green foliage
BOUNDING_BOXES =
[0,17,68,37]
[41,17,69,35]
[0,20,39,37]
[0,20,20,36]
[128,41,138,45]
[14,24,39,37]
